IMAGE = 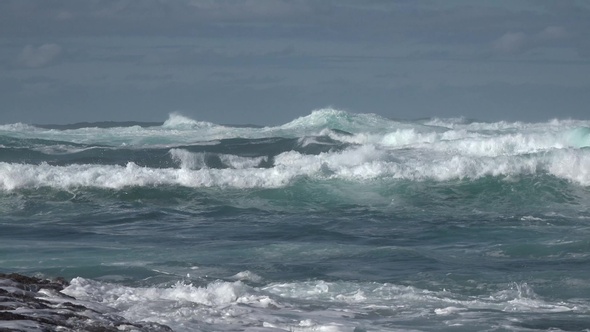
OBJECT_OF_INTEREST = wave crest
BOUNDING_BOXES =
[2,146,589,191]
[162,112,218,129]
[279,108,402,133]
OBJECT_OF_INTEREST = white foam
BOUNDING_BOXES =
[170,149,267,170]
[547,149,590,186]
[230,270,263,283]
[373,126,587,158]
[311,115,590,158]
[3,110,590,154]
[222,154,267,169]
[63,277,281,331]
[263,320,353,332]
[161,112,218,129]
[0,161,296,190]
[434,306,466,315]
[2,142,590,191]
[263,280,584,316]
[57,277,589,332]
[277,144,590,185]
[520,216,545,221]
[380,129,439,147]
[3,109,590,191]
[424,117,590,132]
[0,122,41,132]
[278,108,369,131]
[1,117,232,146]
[169,148,207,169]
[31,144,97,155]
[297,136,334,148]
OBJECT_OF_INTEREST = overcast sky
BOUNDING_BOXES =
[1,0,589,125]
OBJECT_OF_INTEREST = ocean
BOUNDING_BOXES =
[1,109,590,331]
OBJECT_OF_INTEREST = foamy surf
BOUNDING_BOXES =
[56,276,588,332]
[2,108,590,148]
[1,144,589,191]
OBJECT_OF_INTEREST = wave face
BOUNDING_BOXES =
[2,109,590,331]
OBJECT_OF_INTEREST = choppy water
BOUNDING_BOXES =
[1,109,590,331]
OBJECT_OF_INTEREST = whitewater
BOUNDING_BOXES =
[1,109,590,331]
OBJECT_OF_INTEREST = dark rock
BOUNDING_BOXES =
[0,273,173,332]
[0,311,29,321]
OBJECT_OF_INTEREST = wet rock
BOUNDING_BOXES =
[0,273,173,332]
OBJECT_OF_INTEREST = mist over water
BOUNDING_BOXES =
[1,109,590,331]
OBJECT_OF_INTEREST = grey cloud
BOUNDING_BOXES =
[0,1,538,41]
[493,32,528,54]
[17,44,62,68]
[125,73,174,81]
[0,0,315,38]
[0,0,585,59]
[186,0,312,20]
[492,26,571,55]
[19,76,60,84]
[536,26,567,40]
[141,46,327,70]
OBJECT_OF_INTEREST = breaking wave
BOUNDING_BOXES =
[60,276,586,332]
[1,109,590,192]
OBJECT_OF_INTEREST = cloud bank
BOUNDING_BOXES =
[1,1,589,125]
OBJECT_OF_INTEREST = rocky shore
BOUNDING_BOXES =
[0,273,173,332]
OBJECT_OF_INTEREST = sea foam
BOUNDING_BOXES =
[1,144,589,191]
[59,276,585,332]
[2,109,590,191]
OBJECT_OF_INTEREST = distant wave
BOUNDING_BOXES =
[1,108,589,192]
[34,121,163,130]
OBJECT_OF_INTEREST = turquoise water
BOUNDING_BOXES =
[1,109,590,331]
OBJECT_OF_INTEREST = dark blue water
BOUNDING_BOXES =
[1,110,590,331]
